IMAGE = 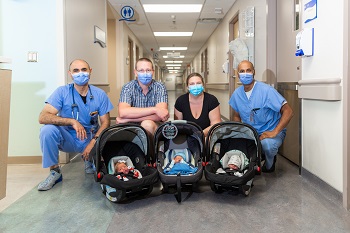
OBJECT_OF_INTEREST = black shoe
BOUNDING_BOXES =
[262,156,276,173]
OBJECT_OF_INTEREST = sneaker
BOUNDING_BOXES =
[38,170,62,191]
[84,160,95,174]
[262,156,277,173]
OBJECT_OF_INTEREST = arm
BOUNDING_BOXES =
[260,103,294,140]
[81,112,111,159]
[118,102,169,122]
[203,105,222,136]
[233,110,242,122]
[174,107,183,120]
[39,103,86,140]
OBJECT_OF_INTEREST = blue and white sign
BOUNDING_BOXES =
[303,0,317,24]
[119,6,136,22]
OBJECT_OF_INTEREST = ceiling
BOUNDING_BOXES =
[108,0,236,71]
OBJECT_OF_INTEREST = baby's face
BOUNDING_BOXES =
[116,163,129,174]
[174,155,183,163]
[228,164,239,170]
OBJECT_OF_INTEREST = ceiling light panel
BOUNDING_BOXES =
[160,47,187,50]
[166,64,181,66]
[163,55,185,58]
[154,32,193,36]
[143,4,202,13]
[165,61,183,63]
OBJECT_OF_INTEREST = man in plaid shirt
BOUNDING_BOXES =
[117,58,169,135]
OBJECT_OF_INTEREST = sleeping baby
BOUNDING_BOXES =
[163,152,198,175]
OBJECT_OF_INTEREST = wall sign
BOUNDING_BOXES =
[94,26,106,48]
[119,6,136,22]
[303,0,317,24]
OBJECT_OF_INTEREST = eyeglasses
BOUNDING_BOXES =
[137,69,153,73]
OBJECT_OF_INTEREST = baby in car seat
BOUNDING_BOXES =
[228,155,242,170]
[114,160,142,181]
[163,152,198,175]
[216,150,249,177]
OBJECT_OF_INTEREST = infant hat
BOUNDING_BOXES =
[174,151,186,160]
[228,154,242,169]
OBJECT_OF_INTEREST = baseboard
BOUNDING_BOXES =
[301,167,342,205]
[8,156,42,164]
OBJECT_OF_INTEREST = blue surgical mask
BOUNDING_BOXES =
[72,72,90,86]
[138,72,153,85]
[188,84,204,96]
[239,73,254,85]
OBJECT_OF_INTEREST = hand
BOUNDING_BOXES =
[116,117,128,124]
[155,108,169,122]
[81,140,95,160]
[259,131,277,141]
[72,120,87,140]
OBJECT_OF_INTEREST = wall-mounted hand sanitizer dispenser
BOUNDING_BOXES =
[295,28,314,57]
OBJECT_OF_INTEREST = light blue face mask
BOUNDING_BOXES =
[72,72,90,86]
[188,84,204,96]
[138,72,153,85]
[239,73,254,85]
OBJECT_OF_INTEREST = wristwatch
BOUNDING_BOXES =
[93,135,99,140]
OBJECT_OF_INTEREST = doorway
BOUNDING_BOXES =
[276,0,301,167]
[128,38,134,81]
[229,14,239,120]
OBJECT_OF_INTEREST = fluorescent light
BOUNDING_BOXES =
[154,32,193,37]
[173,67,181,69]
[163,55,185,58]
[143,4,202,13]
[165,61,183,63]
[166,64,181,67]
[160,47,187,51]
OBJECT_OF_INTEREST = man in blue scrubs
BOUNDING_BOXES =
[229,60,293,173]
[38,59,114,191]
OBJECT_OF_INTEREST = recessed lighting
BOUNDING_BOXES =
[154,32,193,37]
[163,55,185,58]
[143,4,202,13]
[160,47,187,51]
[165,61,183,63]
[166,64,181,67]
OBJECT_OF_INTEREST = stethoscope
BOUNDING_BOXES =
[71,84,94,120]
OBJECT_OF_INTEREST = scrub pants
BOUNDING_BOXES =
[260,129,286,169]
[40,125,90,168]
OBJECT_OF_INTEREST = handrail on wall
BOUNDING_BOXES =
[205,82,229,90]
[298,78,342,101]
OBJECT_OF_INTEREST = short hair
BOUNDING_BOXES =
[135,57,154,70]
[186,72,204,86]
[69,59,90,70]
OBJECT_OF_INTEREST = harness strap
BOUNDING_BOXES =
[173,173,194,203]
[175,173,182,203]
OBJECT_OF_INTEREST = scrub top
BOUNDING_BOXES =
[229,81,286,135]
[45,83,113,138]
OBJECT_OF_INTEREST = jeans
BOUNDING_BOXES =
[260,129,286,169]
[40,125,90,168]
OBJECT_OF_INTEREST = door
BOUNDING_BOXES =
[128,38,134,81]
[277,0,301,166]
[229,15,239,120]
